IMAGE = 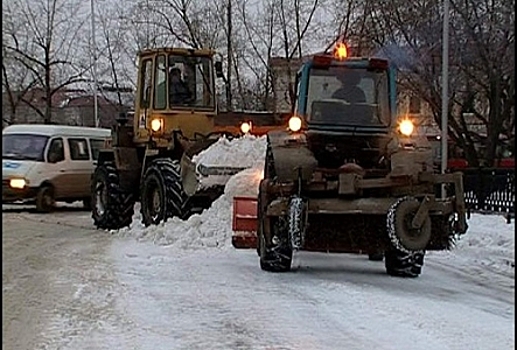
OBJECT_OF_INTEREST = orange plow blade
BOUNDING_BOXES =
[231,196,258,249]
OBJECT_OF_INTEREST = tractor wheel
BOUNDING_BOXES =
[140,158,188,226]
[387,196,431,253]
[36,185,55,213]
[385,249,425,278]
[91,162,135,230]
[259,216,293,273]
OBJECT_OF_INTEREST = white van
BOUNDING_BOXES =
[2,124,111,212]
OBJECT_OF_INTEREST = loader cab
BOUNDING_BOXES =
[294,53,397,132]
[134,48,220,143]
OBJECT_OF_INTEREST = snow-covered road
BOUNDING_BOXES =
[2,207,514,350]
[2,136,514,349]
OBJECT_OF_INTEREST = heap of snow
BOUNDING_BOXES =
[116,135,266,249]
[193,134,266,168]
[432,213,515,276]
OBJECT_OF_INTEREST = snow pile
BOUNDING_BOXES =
[116,135,266,249]
[193,134,266,168]
[432,213,515,275]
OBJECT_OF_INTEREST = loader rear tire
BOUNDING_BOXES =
[385,249,425,278]
[91,162,135,230]
[140,158,188,226]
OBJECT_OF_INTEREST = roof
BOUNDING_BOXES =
[2,124,111,137]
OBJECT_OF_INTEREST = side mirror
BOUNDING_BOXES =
[214,61,224,79]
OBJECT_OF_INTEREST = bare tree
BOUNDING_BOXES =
[3,0,91,124]
[362,0,514,166]
[2,7,39,125]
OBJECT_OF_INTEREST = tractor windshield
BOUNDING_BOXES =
[167,54,214,109]
[306,66,391,127]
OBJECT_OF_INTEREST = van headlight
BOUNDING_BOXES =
[10,178,27,189]
[151,118,163,132]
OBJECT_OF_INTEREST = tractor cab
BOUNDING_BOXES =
[293,45,397,131]
[288,45,399,169]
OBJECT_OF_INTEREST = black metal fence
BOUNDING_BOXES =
[457,168,515,221]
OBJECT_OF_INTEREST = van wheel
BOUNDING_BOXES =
[140,158,188,226]
[91,162,135,230]
[36,185,55,213]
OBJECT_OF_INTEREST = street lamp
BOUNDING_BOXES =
[441,0,450,196]
[91,0,99,127]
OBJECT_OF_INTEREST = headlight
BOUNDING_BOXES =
[151,118,163,132]
[240,121,252,134]
[10,178,26,189]
[398,119,414,136]
[288,116,302,132]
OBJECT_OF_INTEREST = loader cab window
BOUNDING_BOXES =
[168,54,214,109]
[306,66,391,127]
[154,55,167,110]
[140,59,153,109]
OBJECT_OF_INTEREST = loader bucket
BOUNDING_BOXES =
[231,196,258,249]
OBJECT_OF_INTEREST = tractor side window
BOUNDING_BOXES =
[153,55,167,110]
[140,59,152,109]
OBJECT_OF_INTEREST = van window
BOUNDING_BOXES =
[68,138,90,161]
[3,134,49,162]
[90,139,105,160]
[47,138,65,163]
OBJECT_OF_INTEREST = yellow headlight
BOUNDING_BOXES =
[240,122,252,134]
[151,118,163,132]
[288,116,302,132]
[399,119,414,136]
[10,178,26,189]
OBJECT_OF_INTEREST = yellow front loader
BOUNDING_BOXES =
[90,48,284,229]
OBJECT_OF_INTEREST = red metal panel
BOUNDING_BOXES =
[232,196,258,232]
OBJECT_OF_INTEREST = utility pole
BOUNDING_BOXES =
[440,0,450,197]
[226,0,233,111]
[91,0,99,127]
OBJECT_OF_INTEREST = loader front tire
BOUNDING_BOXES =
[91,162,135,230]
[140,158,188,226]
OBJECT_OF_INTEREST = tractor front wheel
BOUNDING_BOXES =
[259,216,293,273]
[140,158,188,226]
